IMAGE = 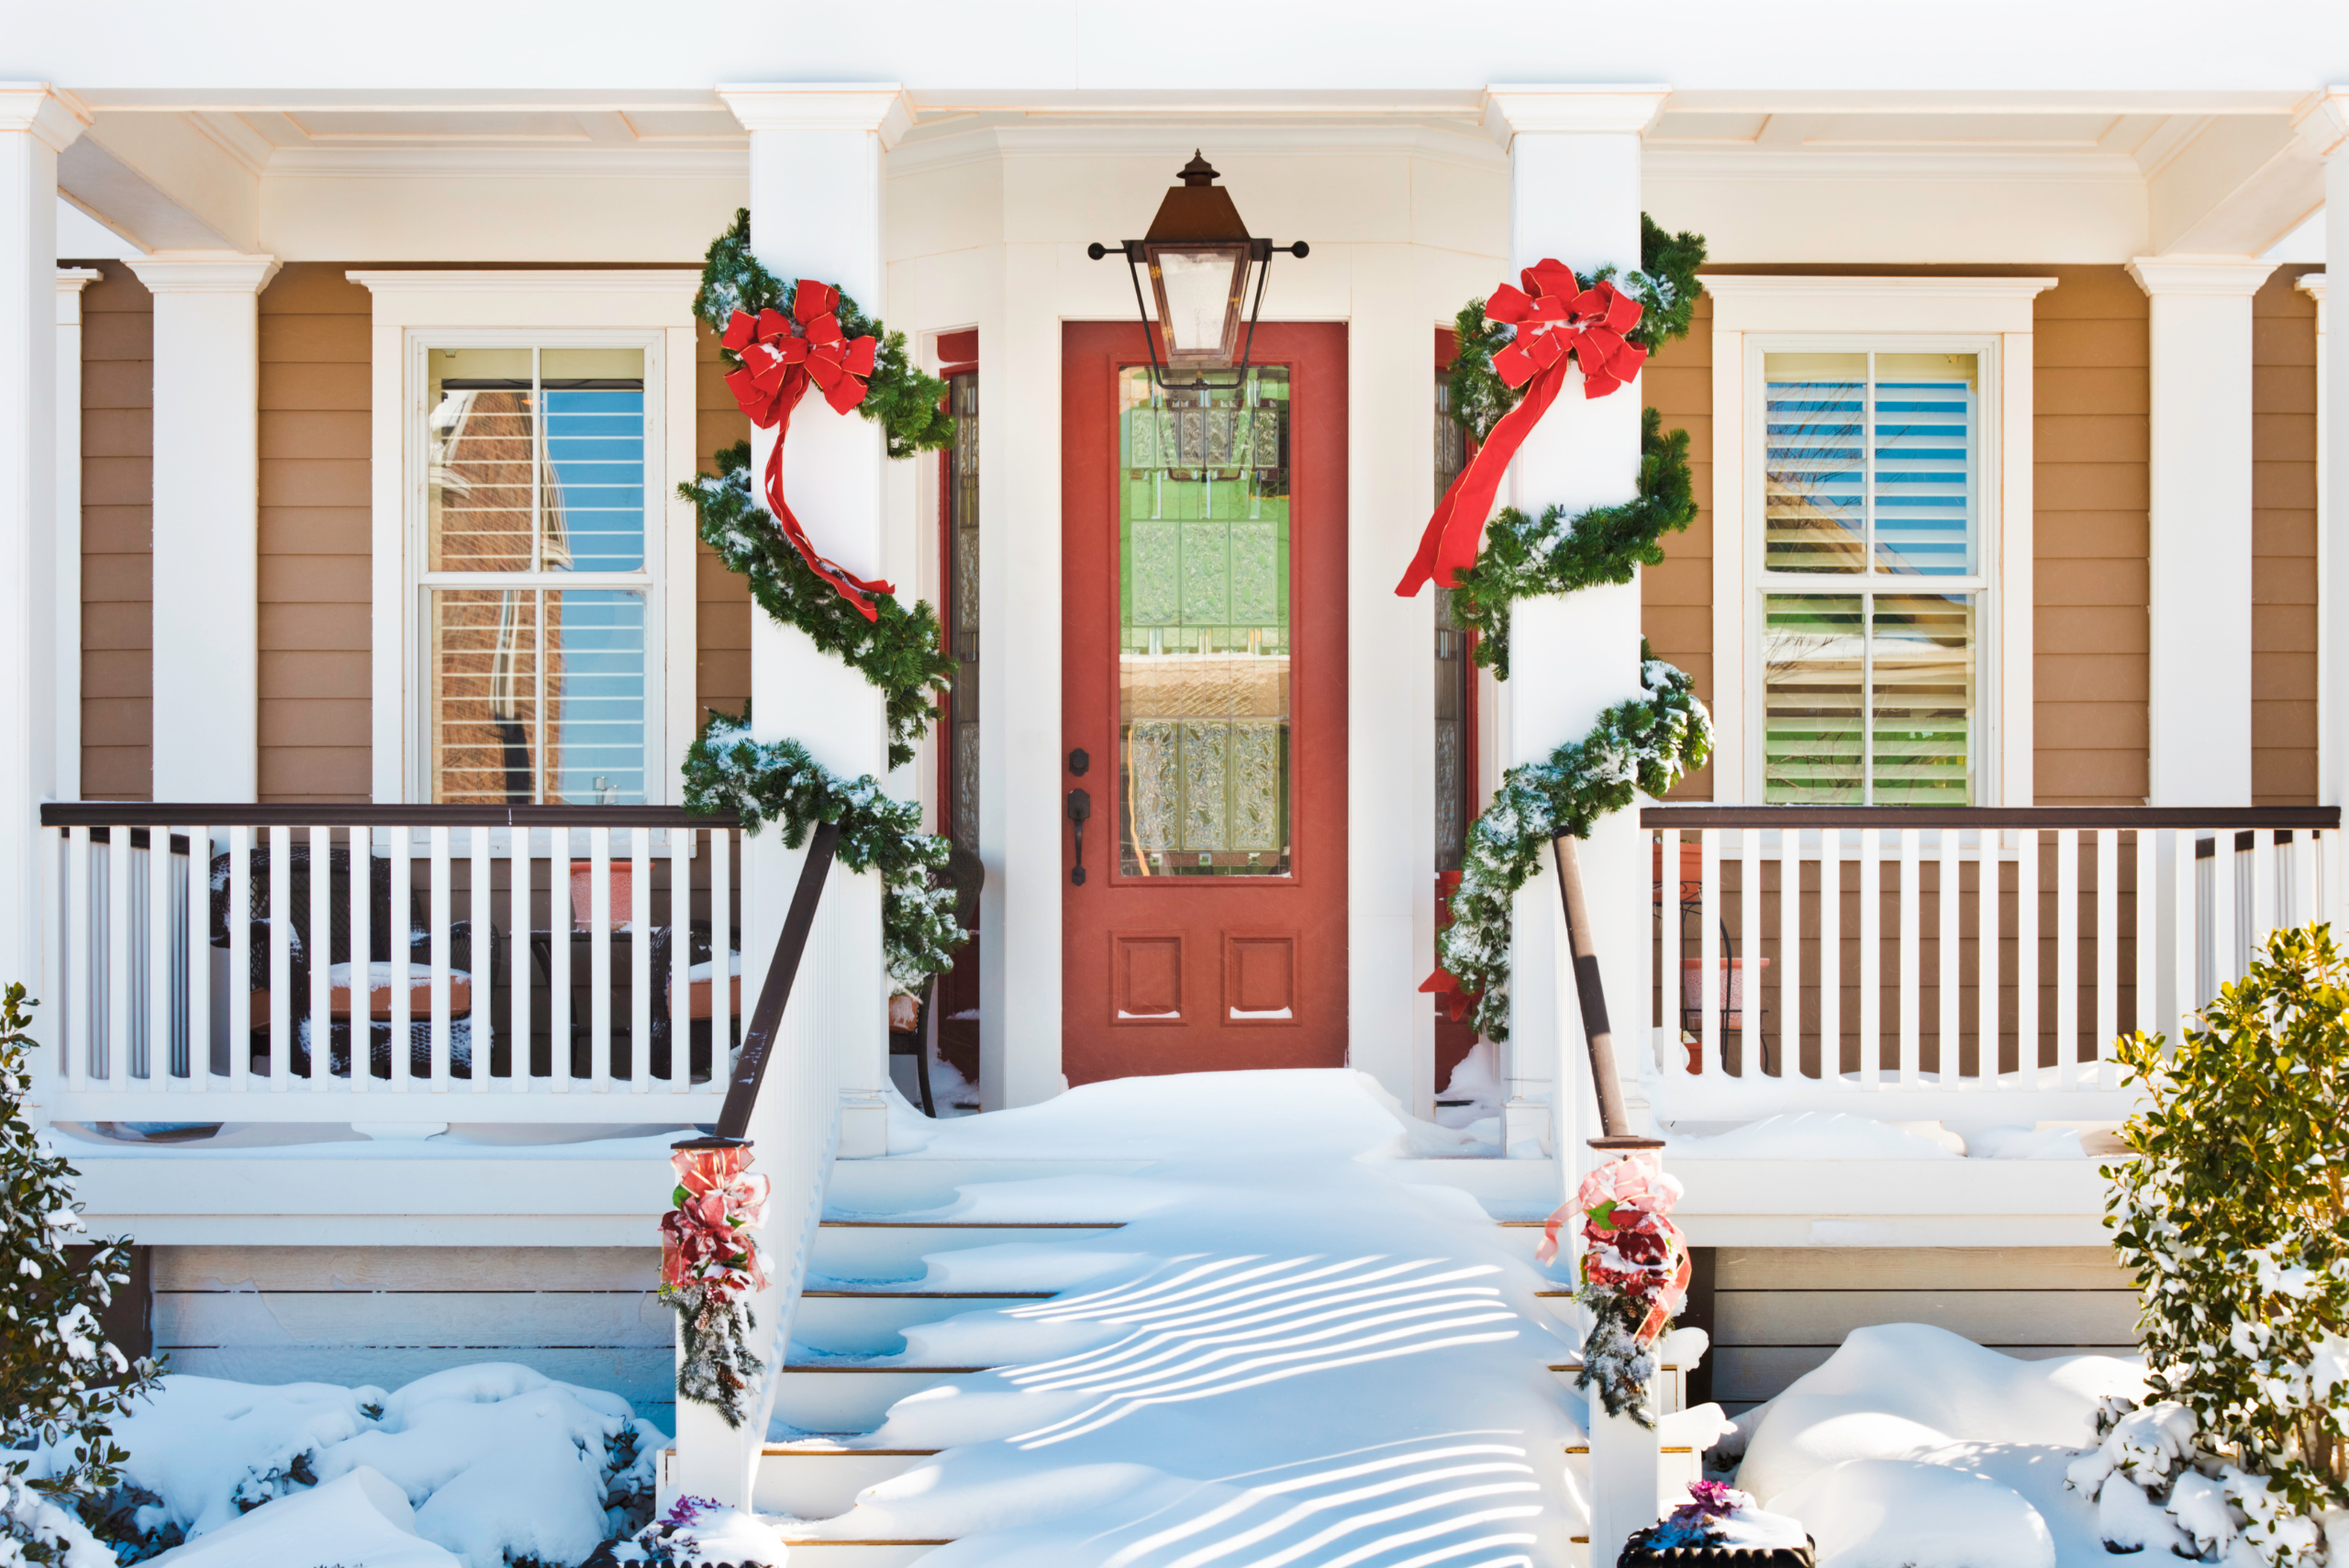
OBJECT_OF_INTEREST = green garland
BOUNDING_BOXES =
[678,212,967,995]
[1427,217,1711,1043]
[1438,657,1710,1043]
[683,713,962,995]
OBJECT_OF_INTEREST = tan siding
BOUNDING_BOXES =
[1642,292,1712,798]
[2254,264,2320,805]
[696,323,751,727]
[73,259,150,799]
[258,263,373,803]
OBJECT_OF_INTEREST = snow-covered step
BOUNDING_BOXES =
[753,1442,937,1518]
[772,1540,951,1567]
[807,1220,1126,1284]
[772,1365,995,1432]
[794,1290,1054,1356]
[821,1158,1154,1217]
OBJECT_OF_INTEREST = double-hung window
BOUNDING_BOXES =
[1756,348,1984,806]
[417,339,660,806]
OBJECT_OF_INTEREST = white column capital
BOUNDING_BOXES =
[2126,255,2278,297]
[0,83,89,152]
[2292,87,2349,159]
[125,251,281,295]
[717,83,911,149]
[1483,84,1668,146]
[55,267,100,327]
[2299,271,2328,311]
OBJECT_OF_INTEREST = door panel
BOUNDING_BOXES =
[1062,322,1348,1082]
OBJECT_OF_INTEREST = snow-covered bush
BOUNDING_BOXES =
[1,984,163,1565]
[584,1495,782,1568]
[2089,924,2349,1565]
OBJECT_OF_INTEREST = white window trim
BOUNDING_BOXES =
[349,271,701,806]
[1705,274,2055,807]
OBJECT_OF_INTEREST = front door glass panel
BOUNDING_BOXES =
[1116,367,1292,876]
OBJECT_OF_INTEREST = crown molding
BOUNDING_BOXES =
[0,83,91,151]
[1645,146,2145,184]
[56,267,101,327]
[1701,273,2058,335]
[1483,85,1670,144]
[346,269,703,294]
[2125,255,2279,296]
[263,145,746,179]
[2295,272,2326,305]
[125,251,280,295]
[718,83,911,149]
[1700,274,2060,300]
[888,118,1505,176]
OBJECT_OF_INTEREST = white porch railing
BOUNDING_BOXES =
[1642,806,2344,1122]
[36,804,752,1125]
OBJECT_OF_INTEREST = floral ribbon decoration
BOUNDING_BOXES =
[1538,1152,1691,1343]
[1395,261,1647,599]
[659,1143,771,1299]
[721,282,894,620]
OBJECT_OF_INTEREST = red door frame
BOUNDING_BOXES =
[1060,320,1350,1084]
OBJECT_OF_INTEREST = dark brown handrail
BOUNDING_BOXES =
[681,820,841,1148]
[1552,833,1663,1154]
[40,803,742,828]
[1642,805,2339,830]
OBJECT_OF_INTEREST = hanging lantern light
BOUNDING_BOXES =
[1089,151,1308,390]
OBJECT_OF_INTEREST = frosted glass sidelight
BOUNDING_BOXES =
[1117,367,1292,876]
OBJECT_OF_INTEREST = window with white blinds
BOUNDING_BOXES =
[1757,349,1983,806]
[417,341,658,806]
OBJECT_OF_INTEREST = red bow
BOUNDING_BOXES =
[1396,261,1647,599]
[659,1144,771,1298]
[720,280,894,621]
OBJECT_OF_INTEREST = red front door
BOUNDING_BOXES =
[1061,322,1349,1084]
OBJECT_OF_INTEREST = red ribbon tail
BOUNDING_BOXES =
[1394,483,1461,597]
[754,375,885,623]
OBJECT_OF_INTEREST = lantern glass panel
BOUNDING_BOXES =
[1149,244,1248,366]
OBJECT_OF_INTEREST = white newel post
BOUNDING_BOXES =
[124,251,278,803]
[56,269,97,804]
[1487,83,1668,1559]
[2127,255,2274,809]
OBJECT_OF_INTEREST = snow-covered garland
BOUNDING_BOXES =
[1430,657,1710,1043]
[2072,924,2349,1567]
[658,1144,773,1431]
[1538,1154,1693,1428]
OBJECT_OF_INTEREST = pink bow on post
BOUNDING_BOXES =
[1394,259,1648,601]
[719,279,895,620]
[1537,1152,1691,1346]
[659,1143,771,1298]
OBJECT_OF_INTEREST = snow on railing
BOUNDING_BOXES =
[1642,806,2343,1120]
[35,804,751,1125]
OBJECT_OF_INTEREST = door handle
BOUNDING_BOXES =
[1066,787,1092,885]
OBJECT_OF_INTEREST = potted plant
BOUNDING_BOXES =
[1618,1482,1814,1567]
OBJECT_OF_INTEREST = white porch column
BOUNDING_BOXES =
[718,83,904,1162]
[1488,83,1666,1565]
[2127,255,2275,806]
[0,85,84,990]
[56,268,98,803]
[123,251,277,803]
[1486,87,1663,1163]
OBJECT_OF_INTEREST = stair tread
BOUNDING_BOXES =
[784,1361,997,1373]
[819,1218,1128,1229]
[801,1289,1056,1299]
[763,1444,942,1456]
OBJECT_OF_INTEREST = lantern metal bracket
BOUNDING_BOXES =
[1087,236,1309,394]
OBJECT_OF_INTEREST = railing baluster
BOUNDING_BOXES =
[268,825,291,1091]
[2095,829,2118,1090]
[591,826,613,1092]
[148,824,173,1091]
[1739,828,1759,1075]
[1976,828,1999,1091]
[712,826,730,1073]
[2132,828,2155,1078]
[1898,828,1920,1087]
[2172,829,2198,1029]
[67,827,91,1090]
[1657,828,1680,1071]
[107,823,132,1086]
[228,826,251,1092]
[1858,827,1881,1089]
[1937,828,1958,1093]
[2017,828,2039,1087]
[391,828,411,1092]
[350,827,369,1096]
[2210,828,2237,997]
[2252,828,2277,958]
[511,828,532,1095]
[1699,828,1720,1076]
[186,826,208,1091]
[308,825,332,1090]
[1778,828,1800,1079]
[668,826,690,1093]
[2056,828,2080,1090]
[429,825,451,1091]
[471,825,494,1093]
[630,828,651,1095]
[2292,828,2318,933]
[1820,828,1842,1089]
[551,825,572,1093]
